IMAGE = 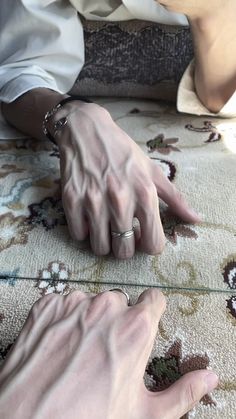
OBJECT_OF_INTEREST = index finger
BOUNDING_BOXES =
[132,289,166,342]
[151,163,201,224]
[128,289,167,370]
[134,289,166,321]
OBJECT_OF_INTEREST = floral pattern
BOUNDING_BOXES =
[227,296,236,319]
[160,211,198,245]
[185,121,222,143]
[146,134,180,154]
[150,158,177,182]
[0,99,235,418]
[28,197,66,231]
[146,339,216,409]
[221,256,236,320]
[0,213,33,252]
[37,261,71,296]
[0,164,25,179]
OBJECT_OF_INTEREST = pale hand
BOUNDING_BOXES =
[157,0,232,20]
[0,290,218,419]
[51,102,200,259]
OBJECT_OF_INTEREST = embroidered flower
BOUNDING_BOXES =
[0,213,33,252]
[185,120,222,143]
[0,268,20,287]
[28,197,66,230]
[221,256,236,320]
[147,134,180,154]
[227,296,236,319]
[146,339,216,408]
[221,257,236,289]
[150,158,176,182]
[37,261,71,296]
[160,212,198,245]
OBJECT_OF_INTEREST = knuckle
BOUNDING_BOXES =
[31,294,58,313]
[108,189,129,218]
[84,190,102,216]
[91,103,111,119]
[95,291,120,309]
[149,289,166,306]
[62,187,80,211]
[66,290,87,301]
[149,289,167,314]
[137,181,155,204]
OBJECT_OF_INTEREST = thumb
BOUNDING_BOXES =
[152,164,201,224]
[147,370,218,419]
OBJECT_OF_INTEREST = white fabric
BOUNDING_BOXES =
[0,0,235,140]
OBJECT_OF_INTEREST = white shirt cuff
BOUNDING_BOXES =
[177,60,236,118]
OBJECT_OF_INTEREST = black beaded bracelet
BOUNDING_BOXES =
[42,95,92,145]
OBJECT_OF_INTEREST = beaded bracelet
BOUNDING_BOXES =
[42,95,92,145]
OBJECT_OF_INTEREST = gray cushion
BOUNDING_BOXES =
[70,18,193,100]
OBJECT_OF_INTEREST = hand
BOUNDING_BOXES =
[51,102,200,259]
[0,289,218,419]
[157,0,230,20]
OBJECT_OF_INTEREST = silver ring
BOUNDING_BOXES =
[53,116,68,136]
[111,229,134,239]
[109,288,130,306]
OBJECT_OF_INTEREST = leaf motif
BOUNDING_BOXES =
[175,225,198,239]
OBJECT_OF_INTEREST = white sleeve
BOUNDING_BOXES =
[0,0,84,139]
[177,60,236,118]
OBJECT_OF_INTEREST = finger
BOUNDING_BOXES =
[135,183,165,255]
[134,289,166,325]
[151,163,201,224]
[109,288,130,306]
[125,290,166,369]
[107,181,135,259]
[85,290,130,326]
[111,223,135,259]
[149,370,219,419]
[89,215,111,256]
[85,192,111,256]
[64,290,95,309]
[62,195,89,241]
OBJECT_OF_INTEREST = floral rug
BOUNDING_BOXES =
[0,98,236,418]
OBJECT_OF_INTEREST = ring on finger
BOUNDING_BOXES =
[109,288,131,306]
[111,229,134,239]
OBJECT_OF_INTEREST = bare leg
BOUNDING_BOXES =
[190,6,236,112]
[159,1,236,112]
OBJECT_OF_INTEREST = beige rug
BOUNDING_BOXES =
[0,98,236,418]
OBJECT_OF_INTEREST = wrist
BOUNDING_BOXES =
[43,96,93,146]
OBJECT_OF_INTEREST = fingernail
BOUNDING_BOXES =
[204,372,219,392]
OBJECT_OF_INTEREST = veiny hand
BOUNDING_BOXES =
[0,289,218,419]
[157,0,231,19]
[50,102,200,259]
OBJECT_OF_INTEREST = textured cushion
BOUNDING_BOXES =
[70,18,193,100]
